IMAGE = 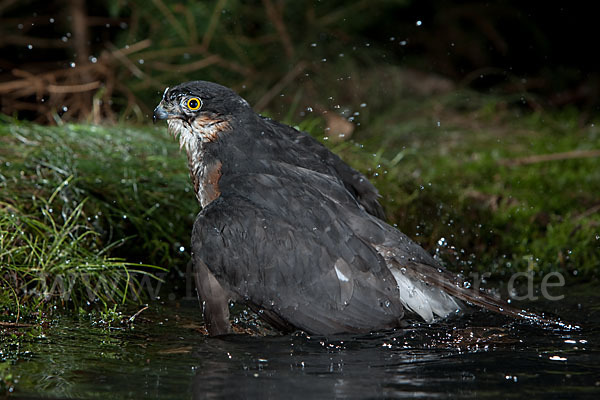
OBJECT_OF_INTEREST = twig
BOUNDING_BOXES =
[70,0,90,66]
[0,34,70,48]
[128,305,149,324]
[185,6,198,45]
[499,149,600,166]
[152,0,187,43]
[119,39,153,55]
[48,81,101,93]
[262,0,294,59]
[202,0,228,50]
[255,61,307,111]
[106,42,146,79]
[0,0,19,14]
[0,321,33,328]
[575,204,600,221]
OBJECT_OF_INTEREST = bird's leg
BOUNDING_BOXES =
[193,258,233,335]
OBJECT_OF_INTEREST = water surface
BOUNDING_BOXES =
[2,284,599,399]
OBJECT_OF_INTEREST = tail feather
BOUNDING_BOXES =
[396,261,575,329]
[390,267,461,322]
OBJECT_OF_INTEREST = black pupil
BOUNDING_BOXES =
[189,99,198,108]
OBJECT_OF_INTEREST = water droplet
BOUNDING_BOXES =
[548,355,567,362]
[49,18,55,23]
[138,59,145,64]
[179,246,185,252]
[360,103,367,108]
[310,43,317,47]
[70,62,76,68]
[27,44,33,50]
[62,106,68,112]
[416,20,423,26]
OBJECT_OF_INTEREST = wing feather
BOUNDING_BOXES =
[260,117,386,219]
[192,167,402,334]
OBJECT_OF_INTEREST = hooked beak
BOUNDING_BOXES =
[153,105,169,124]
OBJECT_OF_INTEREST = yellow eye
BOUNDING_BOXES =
[187,97,202,111]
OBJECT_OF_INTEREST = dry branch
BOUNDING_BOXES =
[499,149,600,166]
[0,39,155,123]
[202,0,228,50]
[262,0,294,59]
[0,321,33,328]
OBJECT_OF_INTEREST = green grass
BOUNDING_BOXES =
[1,91,599,317]
[0,120,184,316]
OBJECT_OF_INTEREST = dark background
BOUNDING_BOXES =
[1,0,598,123]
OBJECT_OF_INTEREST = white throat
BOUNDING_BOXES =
[167,119,200,154]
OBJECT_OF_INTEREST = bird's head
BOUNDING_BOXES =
[153,80,252,151]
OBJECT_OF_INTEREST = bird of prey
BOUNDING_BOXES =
[154,81,553,336]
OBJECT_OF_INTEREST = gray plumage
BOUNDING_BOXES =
[154,80,557,336]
